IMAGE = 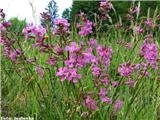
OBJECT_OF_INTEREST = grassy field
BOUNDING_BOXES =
[1,1,160,120]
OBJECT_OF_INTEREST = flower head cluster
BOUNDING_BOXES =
[23,23,46,41]
[96,45,112,69]
[135,26,144,34]
[47,57,56,66]
[0,21,11,31]
[77,12,94,37]
[56,67,81,83]
[1,37,23,62]
[118,63,135,77]
[35,66,44,78]
[99,0,113,12]
[114,99,123,110]
[53,18,70,36]
[144,19,153,27]
[98,0,113,20]
[83,96,98,111]
[40,12,51,22]
[99,87,112,103]
[78,20,93,37]
[139,40,158,69]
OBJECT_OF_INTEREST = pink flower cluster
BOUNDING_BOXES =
[140,40,158,69]
[99,87,112,104]
[77,12,94,37]
[99,0,113,12]
[118,63,135,77]
[22,23,46,41]
[83,96,98,111]
[135,26,144,34]
[53,18,70,36]
[56,67,81,83]
[144,19,153,27]
[1,37,23,62]
[0,21,11,31]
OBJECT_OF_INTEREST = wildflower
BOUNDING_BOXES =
[56,67,81,83]
[40,12,51,21]
[88,39,97,48]
[144,19,153,27]
[126,14,134,20]
[8,49,23,62]
[99,87,108,96]
[35,66,44,78]
[66,42,81,53]
[23,23,46,41]
[92,65,101,76]
[100,77,110,85]
[78,20,93,36]
[99,0,113,12]
[118,63,134,77]
[102,96,112,104]
[98,87,112,103]
[139,40,158,69]
[0,21,11,31]
[47,57,56,66]
[96,46,112,68]
[54,45,64,55]
[53,18,70,36]
[83,96,98,111]
[112,81,119,87]
[135,26,144,34]
[125,79,135,87]
[114,99,123,110]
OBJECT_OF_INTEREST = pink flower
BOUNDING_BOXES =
[56,67,81,83]
[23,23,46,40]
[47,57,56,66]
[98,87,112,103]
[53,18,70,36]
[35,66,44,78]
[112,81,118,87]
[99,1,113,12]
[139,40,158,69]
[114,99,123,110]
[83,96,98,111]
[92,65,101,76]
[144,19,153,27]
[135,26,144,34]
[88,39,97,48]
[0,21,11,31]
[125,79,135,87]
[118,63,134,77]
[99,87,108,96]
[66,42,81,53]
[9,49,23,62]
[78,20,93,36]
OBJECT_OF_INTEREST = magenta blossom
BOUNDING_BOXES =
[47,57,56,66]
[135,26,144,34]
[139,40,158,69]
[83,96,98,111]
[118,63,134,77]
[35,66,44,78]
[53,18,70,36]
[144,19,153,27]
[78,20,93,36]
[114,99,123,110]
[56,67,81,83]
[23,23,46,40]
